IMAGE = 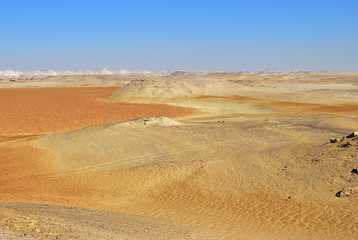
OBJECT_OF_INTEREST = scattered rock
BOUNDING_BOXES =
[329,133,358,148]
[346,132,358,138]
[341,142,352,148]
[116,117,182,127]
[351,168,358,175]
[336,186,358,197]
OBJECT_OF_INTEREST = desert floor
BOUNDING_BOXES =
[1,72,358,239]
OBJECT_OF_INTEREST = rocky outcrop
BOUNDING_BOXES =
[107,79,234,101]
[109,80,209,98]
[98,67,114,75]
[0,69,167,79]
[329,132,358,148]
[347,132,358,138]
[336,186,358,197]
[112,116,182,127]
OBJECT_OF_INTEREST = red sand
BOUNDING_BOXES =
[0,87,198,136]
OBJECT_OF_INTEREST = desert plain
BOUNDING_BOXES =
[0,71,358,239]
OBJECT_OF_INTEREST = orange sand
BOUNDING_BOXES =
[0,87,198,136]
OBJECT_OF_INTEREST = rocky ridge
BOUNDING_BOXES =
[331,132,358,197]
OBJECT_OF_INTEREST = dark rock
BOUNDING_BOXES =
[347,132,358,138]
[341,142,352,148]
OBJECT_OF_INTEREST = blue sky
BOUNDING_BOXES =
[0,0,357,71]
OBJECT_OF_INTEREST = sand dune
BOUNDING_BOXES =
[1,116,358,239]
[1,73,358,239]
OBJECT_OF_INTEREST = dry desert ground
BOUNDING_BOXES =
[1,72,358,239]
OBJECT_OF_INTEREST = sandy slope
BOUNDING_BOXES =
[1,116,358,239]
[0,202,207,240]
[1,73,358,239]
